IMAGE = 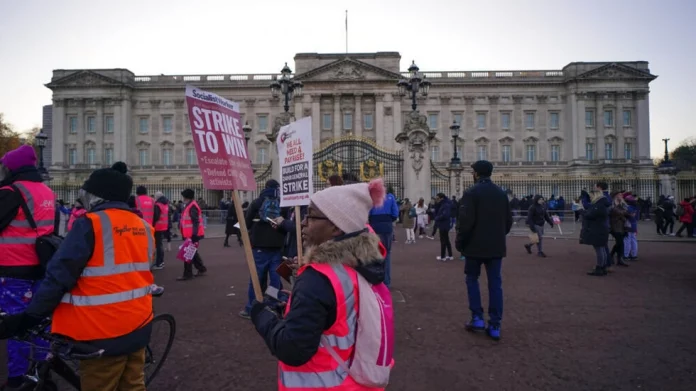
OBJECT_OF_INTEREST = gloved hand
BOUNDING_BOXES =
[191,235,200,243]
[0,313,40,339]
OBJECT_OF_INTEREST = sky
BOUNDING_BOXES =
[0,0,693,157]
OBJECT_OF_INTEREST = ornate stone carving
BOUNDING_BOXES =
[149,100,161,109]
[53,98,65,108]
[173,99,185,108]
[499,136,515,143]
[523,136,539,144]
[244,98,256,107]
[395,111,433,179]
[268,112,293,142]
[474,136,489,145]
[439,95,451,105]
[333,65,364,80]
[463,96,475,105]
[512,95,524,104]
[487,96,499,105]
[535,95,548,104]
[303,108,312,117]
[384,106,393,116]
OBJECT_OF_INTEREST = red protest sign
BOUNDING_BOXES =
[185,85,256,191]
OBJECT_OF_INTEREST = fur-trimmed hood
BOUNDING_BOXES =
[304,231,385,284]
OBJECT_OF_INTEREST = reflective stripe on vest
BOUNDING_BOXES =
[154,203,168,231]
[52,209,155,341]
[0,181,55,266]
[279,264,358,389]
[181,201,204,238]
[136,195,155,225]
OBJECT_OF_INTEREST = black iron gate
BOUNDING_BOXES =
[313,137,404,198]
[430,163,451,197]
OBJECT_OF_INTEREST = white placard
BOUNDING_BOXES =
[276,117,313,207]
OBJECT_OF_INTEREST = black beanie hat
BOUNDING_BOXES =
[265,179,280,189]
[136,185,147,195]
[181,189,195,199]
[81,162,133,203]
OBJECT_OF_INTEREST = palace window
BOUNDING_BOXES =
[68,148,77,165]
[526,145,536,162]
[605,142,614,159]
[86,147,95,164]
[525,112,535,129]
[624,143,633,159]
[87,116,96,133]
[430,146,440,162]
[477,145,488,161]
[162,148,172,166]
[477,113,486,130]
[105,116,114,133]
[586,143,595,160]
[501,113,511,130]
[549,112,560,129]
[258,115,268,132]
[452,113,463,126]
[363,113,374,130]
[343,112,353,130]
[186,147,196,165]
[138,149,149,166]
[104,148,113,165]
[551,145,560,162]
[604,110,614,127]
[501,145,511,162]
[623,110,631,127]
[428,113,438,130]
[322,113,332,130]
[257,147,268,164]
[585,110,594,127]
[69,117,78,134]
[163,116,173,133]
[139,117,149,133]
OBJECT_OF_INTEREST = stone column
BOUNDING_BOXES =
[333,94,341,139]
[392,97,402,150]
[396,111,433,201]
[635,92,650,159]
[95,99,104,163]
[570,92,586,160]
[354,94,362,138]
[595,96,605,159]
[375,94,385,144]
[76,100,85,163]
[51,99,65,166]
[311,94,321,149]
[447,165,463,196]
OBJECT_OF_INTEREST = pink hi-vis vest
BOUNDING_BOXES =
[154,202,169,231]
[67,208,86,231]
[0,181,56,267]
[278,263,381,391]
[136,195,154,226]
[180,201,204,239]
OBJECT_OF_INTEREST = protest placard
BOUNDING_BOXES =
[185,85,256,191]
[185,85,261,300]
[276,116,313,207]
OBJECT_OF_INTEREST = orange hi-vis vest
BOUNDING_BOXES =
[180,201,204,239]
[51,209,155,341]
[154,202,169,232]
[136,195,154,226]
[278,263,373,391]
[0,181,55,267]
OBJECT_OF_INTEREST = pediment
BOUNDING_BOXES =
[499,136,515,143]
[46,70,130,89]
[548,136,564,143]
[523,136,539,143]
[294,58,402,82]
[474,136,490,144]
[574,63,657,81]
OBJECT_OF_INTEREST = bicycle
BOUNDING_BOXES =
[1,298,176,390]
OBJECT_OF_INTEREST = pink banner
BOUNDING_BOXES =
[185,85,256,191]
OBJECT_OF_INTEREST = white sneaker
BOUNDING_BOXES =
[426,236,434,240]
[436,256,443,261]
[446,257,453,261]
[419,235,424,239]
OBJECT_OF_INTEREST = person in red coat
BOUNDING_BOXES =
[676,197,694,238]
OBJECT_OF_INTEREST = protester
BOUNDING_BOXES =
[399,198,416,244]
[662,195,676,236]
[127,195,144,218]
[0,145,56,389]
[582,190,611,276]
[135,185,154,226]
[250,178,392,390]
[676,197,694,238]
[368,184,399,287]
[177,188,207,281]
[622,195,639,261]
[152,191,170,269]
[224,199,242,247]
[524,195,554,257]
[434,193,453,261]
[239,180,284,319]
[456,160,512,341]
[449,195,458,229]
[609,191,631,267]
[426,197,438,240]
[275,206,307,261]
[67,199,87,231]
[0,161,154,390]
[572,197,584,222]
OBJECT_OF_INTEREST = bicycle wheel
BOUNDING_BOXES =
[145,313,176,386]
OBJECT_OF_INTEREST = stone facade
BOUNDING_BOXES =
[45,52,658,201]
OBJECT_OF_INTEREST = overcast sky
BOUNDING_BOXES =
[0,0,693,157]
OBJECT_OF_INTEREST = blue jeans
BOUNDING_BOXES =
[245,249,282,312]
[464,258,503,327]
[0,278,48,378]
[377,232,393,288]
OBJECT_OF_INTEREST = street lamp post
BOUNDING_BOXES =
[243,121,252,145]
[270,63,303,113]
[397,61,432,111]
[662,138,670,163]
[34,129,49,180]
[449,120,461,166]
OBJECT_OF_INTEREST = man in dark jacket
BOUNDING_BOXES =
[275,206,307,261]
[250,180,386,377]
[0,162,154,390]
[524,195,554,257]
[239,180,285,319]
[435,193,453,261]
[456,161,512,341]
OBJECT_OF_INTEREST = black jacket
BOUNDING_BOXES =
[0,167,50,280]
[225,202,240,235]
[526,195,554,228]
[455,177,512,259]
[25,201,151,356]
[580,197,610,247]
[245,188,285,250]
[251,232,384,366]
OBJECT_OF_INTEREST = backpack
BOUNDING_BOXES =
[675,204,684,217]
[12,185,64,272]
[321,273,394,388]
[258,197,281,222]
[408,207,417,218]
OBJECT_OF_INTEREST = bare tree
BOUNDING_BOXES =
[0,113,21,156]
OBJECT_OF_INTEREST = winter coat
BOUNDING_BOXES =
[277,206,307,259]
[580,197,610,247]
[415,205,428,227]
[455,177,512,259]
[434,198,452,231]
[679,201,694,224]
[368,193,399,234]
[399,202,415,229]
[609,204,631,233]
[625,203,639,233]
[225,201,240,235]
[251,231,385,367]
[526,195,554,228]
[662,200,676,220]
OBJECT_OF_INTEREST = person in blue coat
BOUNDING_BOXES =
[368,185,399,287]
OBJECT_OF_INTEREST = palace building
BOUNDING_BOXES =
[45,52,663,203]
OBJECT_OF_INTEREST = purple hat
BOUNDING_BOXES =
[0,145,37,172]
